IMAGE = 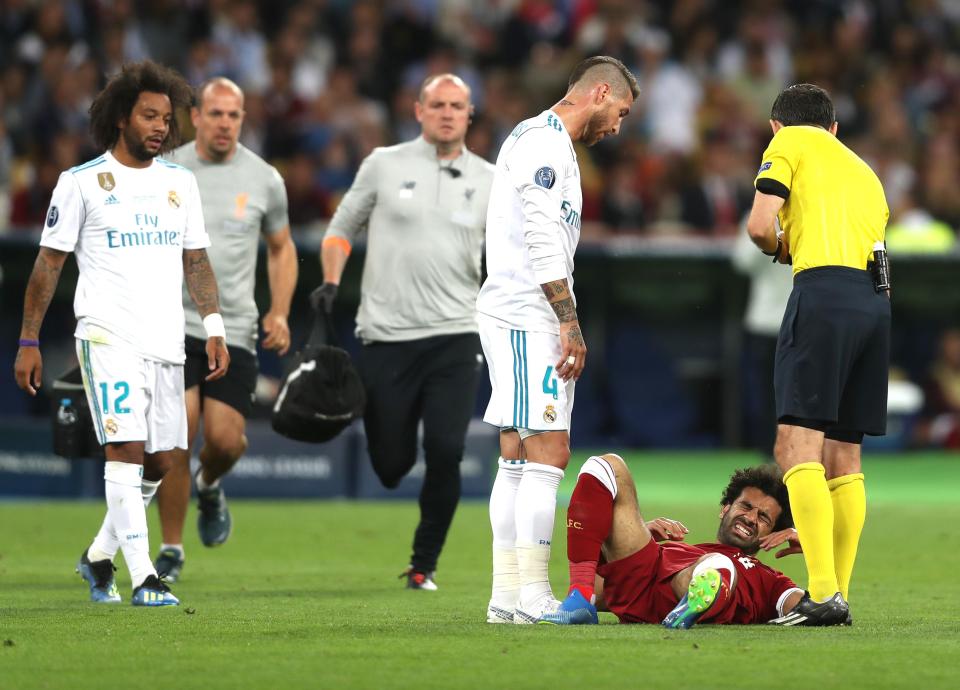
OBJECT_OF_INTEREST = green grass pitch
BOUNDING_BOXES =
[1,451,958,690]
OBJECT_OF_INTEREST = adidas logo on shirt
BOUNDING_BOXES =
[104,194,120,205]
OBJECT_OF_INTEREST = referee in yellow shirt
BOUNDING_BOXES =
[746,84,890,626]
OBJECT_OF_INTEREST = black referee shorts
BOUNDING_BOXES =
[774,266,891,440]
[183,335,258,417]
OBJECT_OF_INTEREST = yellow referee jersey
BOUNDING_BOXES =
[755,125,888,274]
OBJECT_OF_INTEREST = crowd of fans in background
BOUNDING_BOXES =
[1,0,959,449]
[2,0,959,242]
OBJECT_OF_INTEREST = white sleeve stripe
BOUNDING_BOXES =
[776,587,804,616]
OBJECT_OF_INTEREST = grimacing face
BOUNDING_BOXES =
[716,486,782,555]
[416,78,471,147]
[192,84,244,162]
[582,89,632,146]
[120,91,172,161]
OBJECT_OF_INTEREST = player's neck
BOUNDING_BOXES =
[550,99,587,141]
[111,143,153,169]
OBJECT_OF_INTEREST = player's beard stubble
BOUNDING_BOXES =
[122,126,163,162]
[717,510,762,555]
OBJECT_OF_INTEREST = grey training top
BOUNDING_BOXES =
[325,136,495,343]
[169,143,289,353]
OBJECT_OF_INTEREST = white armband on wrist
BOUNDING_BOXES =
[203,313,226,341]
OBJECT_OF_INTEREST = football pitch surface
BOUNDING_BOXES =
[1,451,958,690]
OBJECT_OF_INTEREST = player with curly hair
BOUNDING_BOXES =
[541,455,809,627]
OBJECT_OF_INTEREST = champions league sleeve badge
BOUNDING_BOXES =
[534,166,556,189]
[46,206,59,227]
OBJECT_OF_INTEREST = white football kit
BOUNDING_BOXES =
[40,152,210,451]
[476,110,582,433]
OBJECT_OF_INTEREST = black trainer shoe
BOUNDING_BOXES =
[768,591,850,626]
[154,547,185,583]
[196,470,232,547]
[400,567,438,591]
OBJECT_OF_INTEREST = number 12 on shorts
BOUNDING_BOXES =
[98,381,131,415]
[542,366,558,400]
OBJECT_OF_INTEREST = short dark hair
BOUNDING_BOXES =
[568,55,640,101]
[720,465,792,532]
[88,60,194,152]
[770,83,835,129]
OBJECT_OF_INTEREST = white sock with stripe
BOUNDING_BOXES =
[104,461,156,588]
[515,462,564,609]
[489,458,524,609]
[87,478,164,562]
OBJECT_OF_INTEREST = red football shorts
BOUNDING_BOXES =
[598,539,706,624]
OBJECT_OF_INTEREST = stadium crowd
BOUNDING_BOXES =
[1,0,959,241]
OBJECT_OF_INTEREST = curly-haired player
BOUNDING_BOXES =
[541,455,813,627]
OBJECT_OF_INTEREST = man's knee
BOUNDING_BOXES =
[204,429,247,461]
[370,446,417,489]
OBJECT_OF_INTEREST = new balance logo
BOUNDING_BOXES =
[104,194,120,205]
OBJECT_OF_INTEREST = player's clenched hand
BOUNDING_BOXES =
[556,320,586,381]
[261,311,291,355]
[760,527,802,558]
[14,347,43,396]
[205,337,230,382]
[646,517,688,542]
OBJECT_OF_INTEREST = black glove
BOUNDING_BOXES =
[310,282,338,314]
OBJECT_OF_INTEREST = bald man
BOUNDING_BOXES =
[154,78,298,582]
[315,74,495,590]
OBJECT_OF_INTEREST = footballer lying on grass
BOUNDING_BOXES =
[538,455,847,628]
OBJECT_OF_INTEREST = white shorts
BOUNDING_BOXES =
[76,339,187,453]
[478,315,575,435]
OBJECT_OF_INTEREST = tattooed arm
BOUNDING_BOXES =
[541,278,586,381]
[183,248,221,318]
[15,247,69,395]
[183,248,230,381]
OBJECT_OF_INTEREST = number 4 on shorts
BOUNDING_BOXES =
[542,366,558,400]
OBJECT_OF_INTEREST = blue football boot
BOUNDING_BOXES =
[76,549,121,603]
[538,589,599,625]
[131,575,180,607]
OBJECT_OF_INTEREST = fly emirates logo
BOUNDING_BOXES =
[106,213,182,249]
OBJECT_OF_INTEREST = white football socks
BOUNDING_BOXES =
[515,462,564,609]
[489,458,524,608]
[87,475,163,563]
[103,461,156,588]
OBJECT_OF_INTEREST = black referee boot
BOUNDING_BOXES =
[768,591,850,626]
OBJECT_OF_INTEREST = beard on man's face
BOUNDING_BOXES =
[717,510,762,555]
[123,126,162,162]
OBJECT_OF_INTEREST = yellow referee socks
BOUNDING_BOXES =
[828,473,866,600]
[783,462,838,602]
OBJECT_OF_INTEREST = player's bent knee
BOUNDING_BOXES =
[578,455,619,498]
[693,552,737,590]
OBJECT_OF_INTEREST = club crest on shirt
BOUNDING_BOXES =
[168,190,181,208]
[104,418,118,436]
[234,192,249,219]
[534,166,556,189]
[97,172,116,191]
[465,188,475,201]
[46,205,59,227]
[543,405,557,424]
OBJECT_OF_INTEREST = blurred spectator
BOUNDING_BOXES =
[886,188,957,254]
[0,0,956,237]
[917,329,960,449]
[284,152,330,235]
